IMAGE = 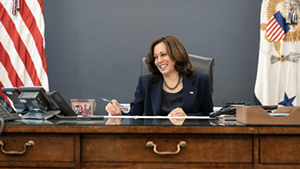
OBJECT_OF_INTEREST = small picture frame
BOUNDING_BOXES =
[69,99,96,115]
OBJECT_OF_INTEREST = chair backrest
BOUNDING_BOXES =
[141,54,215,96]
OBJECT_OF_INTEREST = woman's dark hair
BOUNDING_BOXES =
[145,35,195,83]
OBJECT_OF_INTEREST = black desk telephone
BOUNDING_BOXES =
[209,105,278,117]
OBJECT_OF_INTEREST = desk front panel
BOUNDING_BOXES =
[2,119,300,169]
[260,135,300,164]
[82,134,252,163]
[0,134,74,162]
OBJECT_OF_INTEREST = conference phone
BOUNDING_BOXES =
[1,87,103,121]
[0,102,21,121]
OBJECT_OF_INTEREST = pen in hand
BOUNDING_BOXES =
[100,97,125,108]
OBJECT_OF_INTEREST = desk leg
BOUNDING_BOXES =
[253,134,259,169]
[75,134,81,169]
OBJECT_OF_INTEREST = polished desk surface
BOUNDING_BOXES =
[3,117,300,134]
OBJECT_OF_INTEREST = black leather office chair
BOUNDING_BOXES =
[141,54,215,96]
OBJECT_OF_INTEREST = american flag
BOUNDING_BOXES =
[0,0,48,102]
[266,11,290,41]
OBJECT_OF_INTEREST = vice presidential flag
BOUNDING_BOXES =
[254,0,300,106]
[0,0,49,102]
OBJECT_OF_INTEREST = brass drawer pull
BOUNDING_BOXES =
[146,141,187,155]
[0,140,34,155]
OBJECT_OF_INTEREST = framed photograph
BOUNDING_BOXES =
[69,99,96,115]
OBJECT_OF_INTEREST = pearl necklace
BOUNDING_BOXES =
[163,74,182,90]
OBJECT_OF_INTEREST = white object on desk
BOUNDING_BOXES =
[213,107,222,112]
[119,103,130,113]
[269,113,289,117]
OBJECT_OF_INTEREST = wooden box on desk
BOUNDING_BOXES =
[236,106,300,125]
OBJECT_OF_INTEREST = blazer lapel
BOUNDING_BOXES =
[150,79,163,116]
[182,75,198,112]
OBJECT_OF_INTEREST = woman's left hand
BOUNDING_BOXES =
[168,107,187,117]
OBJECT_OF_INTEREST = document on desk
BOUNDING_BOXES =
[103,116,210,119]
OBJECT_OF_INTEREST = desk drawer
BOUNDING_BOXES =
[260,135,300,164]
[0,134,74,162]
[82,134,252,163]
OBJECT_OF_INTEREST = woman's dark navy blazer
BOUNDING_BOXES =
[127,72,213,116]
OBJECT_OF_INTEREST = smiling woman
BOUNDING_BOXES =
[146,36,195,84]
[153,42,182,94]
[153,42,177,77]
[105,35,213,117]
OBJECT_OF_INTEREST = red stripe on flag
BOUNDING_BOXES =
[267,18,276,32]
[0,82,14,108]
[19,1,47,73]
[272,29,284,41]
[38,0,44,14]
[0,82,8,104]
[0,43,24,87]
[269,24,281,40]
[0,3,42,87]
[277,31,285,41]
[0,82,4,97]
[268,22,279,36]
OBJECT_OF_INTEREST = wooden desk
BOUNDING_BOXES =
[0,119,300,169]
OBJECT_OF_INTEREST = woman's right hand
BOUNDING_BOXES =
[105,99,122,116]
